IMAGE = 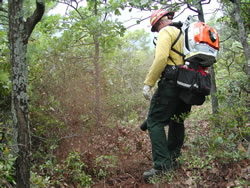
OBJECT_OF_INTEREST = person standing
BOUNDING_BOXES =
[142,9,192,180]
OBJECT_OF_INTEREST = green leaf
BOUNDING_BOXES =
[114,9,121,15]
[0,71,9,83]
[153,5,158,9]
[214,136,223,145]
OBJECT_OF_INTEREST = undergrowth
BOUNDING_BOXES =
[31,151,93,187]
[147,100,249,186]
[0,113,16,187]
[0,90,249,187]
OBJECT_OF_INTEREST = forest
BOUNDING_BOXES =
[0,0,249,187]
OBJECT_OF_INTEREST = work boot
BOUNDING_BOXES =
[142,168,163,181]
[171,159,180,170]
[140,120,147,131]
[169,153,181,169]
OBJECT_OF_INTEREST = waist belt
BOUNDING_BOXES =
[161,65,179,81]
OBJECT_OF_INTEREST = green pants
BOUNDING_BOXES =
[147,78,192,170]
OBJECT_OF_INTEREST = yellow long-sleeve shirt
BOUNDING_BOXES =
[144,26,184,87]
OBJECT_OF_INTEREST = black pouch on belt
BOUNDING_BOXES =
[161,65,179,81]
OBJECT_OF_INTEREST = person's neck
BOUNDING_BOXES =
[157,20,172,32]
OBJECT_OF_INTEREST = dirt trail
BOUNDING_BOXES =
[55,119,249,187]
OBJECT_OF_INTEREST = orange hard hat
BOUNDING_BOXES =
[150,9,175,32]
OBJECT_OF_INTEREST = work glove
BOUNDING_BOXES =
[143,85,152,101]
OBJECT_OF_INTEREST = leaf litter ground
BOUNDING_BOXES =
[55,117,249,188]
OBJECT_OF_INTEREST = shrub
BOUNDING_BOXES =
[0,124,16,186]
[32,151,92,187]
[208,105,249,162]
[95,154,118,179]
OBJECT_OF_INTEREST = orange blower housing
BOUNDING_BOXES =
[183,21,220,67]
[193,22,219,50]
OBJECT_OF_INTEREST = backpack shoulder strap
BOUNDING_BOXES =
[168,27,187,65]
[171,29,182,48]
[170,29,185,59]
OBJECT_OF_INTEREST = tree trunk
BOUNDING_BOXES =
[209,66,219,113]
[93,35,102,127]
[232,0,250,75]
[93,0,101,127]
[195,0,219,114]
[196,1,204,22]
[8,2,30,187]
[8,1,45,187]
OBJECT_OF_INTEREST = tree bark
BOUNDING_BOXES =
[8,0,45,187]
[93,0,102,127]
[195,0,219,114]
[231,0,250,75]
[93,35,102,127]
[209,66,219,113]
[195,0,204,22]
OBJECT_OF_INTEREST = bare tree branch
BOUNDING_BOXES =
[60,0,85,20]
[72,42,95,46]
[24,0,45,43]
[201,0,211,5]
[230,0,250,74]
[186,0,198,13]
[175,6,189,19]
[237,46,244,50]
[220,35,232,43]
[125,16,150,30]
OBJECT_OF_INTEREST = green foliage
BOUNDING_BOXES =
[105,0,181,12]
[60,5,126,51]
[0,2,8,28]
[0,147,16,186]
[218,0,249,31]
[171,95,249,186]
[32,151,92,187]
[0,30,11,111]
[95,155,118,179]
[30,101,65,137]
[214,8,249,108]
[148,171,175,184]
[64,151,92,187]
[180,118,214,172]
[27,21,152,186]
[186,154,213,169]
[1,0,249,186]
[28,19,152,129]
[103,29,152,122]
[208,105,249,162]
[0,123,16,186]
[0,151,16,186]
[216,73,248,107]
[23,0,58,19]
[186,96,249,164]
[30,171,51,187]
[32,14,61,36]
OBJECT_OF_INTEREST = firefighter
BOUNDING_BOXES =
[142,9,192,180]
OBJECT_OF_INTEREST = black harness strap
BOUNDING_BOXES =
[168,56,176,66]
[169,28,185,65]
[153,37,157,46]
[172,29,182,48]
